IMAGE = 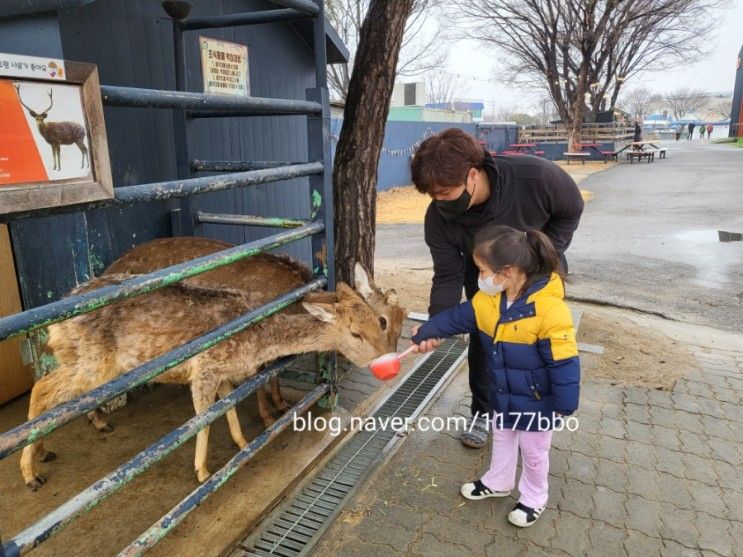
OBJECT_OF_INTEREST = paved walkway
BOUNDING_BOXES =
[312,342,743,556]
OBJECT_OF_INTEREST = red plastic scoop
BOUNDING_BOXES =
[369,345,417,381]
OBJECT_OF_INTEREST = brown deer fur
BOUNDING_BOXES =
[21,274,397,489]
[100,237,405,429]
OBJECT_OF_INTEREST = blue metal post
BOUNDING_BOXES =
[119,384,329,556]
[306,0,337,409]
[3,358,293,555]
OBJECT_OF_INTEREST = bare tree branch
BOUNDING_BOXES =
[326,0,451,101]
[451,0,730,148]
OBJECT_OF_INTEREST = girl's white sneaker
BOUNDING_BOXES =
[460,479,511,500]
[508,502,544,527]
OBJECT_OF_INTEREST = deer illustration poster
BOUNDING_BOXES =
[0,79,91,186]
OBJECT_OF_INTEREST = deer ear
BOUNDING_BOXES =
[302,302,336,323]
[335,282,356,299]
[353,263,374,299]
[384,289,398,305]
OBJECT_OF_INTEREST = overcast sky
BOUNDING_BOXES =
[427,1,742,114]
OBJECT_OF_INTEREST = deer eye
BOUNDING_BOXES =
[351,331,362,340]
[378,316,388,331]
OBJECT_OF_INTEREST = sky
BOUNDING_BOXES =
[416,1,743,115]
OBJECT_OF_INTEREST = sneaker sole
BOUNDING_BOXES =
[460,487,511,500]
[507,514,540,528]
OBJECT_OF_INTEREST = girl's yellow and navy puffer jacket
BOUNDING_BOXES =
[412,273,580,431]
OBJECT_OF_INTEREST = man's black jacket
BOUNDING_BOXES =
[425,151,584,316]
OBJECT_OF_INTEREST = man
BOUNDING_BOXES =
[410,128,584,448]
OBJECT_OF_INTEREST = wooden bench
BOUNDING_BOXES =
[600,150,619,162]
[564,152,591,165]
[626,151,654,164]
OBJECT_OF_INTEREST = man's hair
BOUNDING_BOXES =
[411,128,485,195]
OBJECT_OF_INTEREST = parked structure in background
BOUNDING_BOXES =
[730,43,743,138]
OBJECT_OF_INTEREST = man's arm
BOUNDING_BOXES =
[540,164,584,255]
[424,205,465,316]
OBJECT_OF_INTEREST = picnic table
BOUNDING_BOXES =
[575,142,618,163]
[504,143,545,157]
[613,141,667,163]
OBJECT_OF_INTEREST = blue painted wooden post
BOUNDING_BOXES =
[307,0,337,409]
[164,2,195,236]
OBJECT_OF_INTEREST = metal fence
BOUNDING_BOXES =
[0,1,337,555]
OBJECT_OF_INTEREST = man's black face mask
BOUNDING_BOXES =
[434,184,472,221]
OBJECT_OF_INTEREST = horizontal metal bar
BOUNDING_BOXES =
[0,278,325,461]
[191,160,305,172]
[181,8,312,30]
[101,86,321,115]
[0,0,95,16]
[113,163,323,204]
[119,383,329,556]
[197,212,307,228]
[268,0,319,15]
[0,163,323,223]
[0,220,322,340]
[4,358,294,556]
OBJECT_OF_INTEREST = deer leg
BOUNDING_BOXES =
[269,376,291,413]
[53,144,59,171]
[216,381,247,449]
[86,409,113,432]
[21,375,69,490]
[77,141,88,168]
[256,388,275,427]
[191,375,220,483]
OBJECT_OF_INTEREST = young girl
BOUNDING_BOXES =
[411,224,580,527]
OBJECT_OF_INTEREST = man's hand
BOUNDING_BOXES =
[411,325,442,353]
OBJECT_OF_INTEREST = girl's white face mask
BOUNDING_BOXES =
[478,274,505,296]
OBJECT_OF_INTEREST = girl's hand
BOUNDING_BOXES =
[411,325,442,353]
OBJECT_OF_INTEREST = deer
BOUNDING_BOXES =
[21,268,404,489]
[99,236,405,427]
[15,84,89,171]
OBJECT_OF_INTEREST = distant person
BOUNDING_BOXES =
[699,126,706,140]
[688,122,695,139]
[707,124,713,139]
[633,120,642,142]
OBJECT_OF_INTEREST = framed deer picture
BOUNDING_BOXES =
[0,53,113,216]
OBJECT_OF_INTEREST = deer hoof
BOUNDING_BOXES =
[275,400,291,413]
[40,450,57,462]
[195,468,211,483]
[26,475,47,491]
[99,423,114,433]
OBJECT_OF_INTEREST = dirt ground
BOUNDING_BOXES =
[376,160,612,224]
[373,265,697,391]
[0,381,340,556]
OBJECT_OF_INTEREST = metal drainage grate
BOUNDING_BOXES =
[233,338,467,557]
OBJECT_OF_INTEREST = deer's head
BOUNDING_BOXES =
[351,263,406,354]
[302,282,391,367]
[15,85,53,125]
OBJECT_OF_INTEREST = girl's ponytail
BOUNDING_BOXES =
[524,229,561,279]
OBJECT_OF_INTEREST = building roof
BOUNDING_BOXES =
[292,17,350,64]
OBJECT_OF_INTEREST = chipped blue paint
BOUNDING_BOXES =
[4,359,295,555]
[0,222,324,341]
[119,384,329,556]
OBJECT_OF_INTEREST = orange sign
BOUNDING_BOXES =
[0,80,48,185]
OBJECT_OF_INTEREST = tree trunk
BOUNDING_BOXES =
[332,0,414,284]
[567,71,588,151]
